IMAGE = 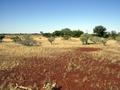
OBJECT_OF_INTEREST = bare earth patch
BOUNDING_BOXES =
[76,47,101,52]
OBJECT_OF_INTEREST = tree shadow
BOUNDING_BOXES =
[52,86,62,90]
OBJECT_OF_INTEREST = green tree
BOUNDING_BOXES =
[61,28,72,40]
[42,33,52,37]
[72,30,84,37]
[93,25,106,37]
[111,31,117,39]
[52,30,62,37]
[61,28,72,36]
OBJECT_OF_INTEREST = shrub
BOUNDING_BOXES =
[80,33,89,45]
[89,36,99,44]
[90,36,107,45]
[42,33,52,38]
[48,37,55,44]
[12,35,39,46]
[11,36,22,43]
[0,34,5,42]
[116,36,120,44]
[63,35,71,40]
[101,38,107,46]
[20,35,38,46]
[110,31,117,39]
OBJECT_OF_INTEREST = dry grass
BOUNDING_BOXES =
[0,36,120,90]
[0,37,120,70]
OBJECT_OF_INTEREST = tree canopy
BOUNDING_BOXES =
[93,25,106,37]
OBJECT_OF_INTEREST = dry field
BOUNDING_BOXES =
[0,36,120,90]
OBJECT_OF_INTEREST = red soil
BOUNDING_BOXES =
[0,47,120,90]
[76,47,101,52]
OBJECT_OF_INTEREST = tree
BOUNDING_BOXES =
[42,33,52,37]
[0,34,5,42]
[61,28,72,40]
[72,30,84,37]
[61,28,72,36]
[93,25,106,37]
[40,31,44,35]
[111,31,117,39]
[52,30,62,37]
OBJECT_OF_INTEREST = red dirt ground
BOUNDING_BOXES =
[0,47,120,90]
[76,47,101,52]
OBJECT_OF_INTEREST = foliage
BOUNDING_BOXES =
[80,33,89,45]
[72,30,84,37]
[61,28,72,36]
[12,35,39,46]
[116,36,120,44]
[48,37,55,44]
[41,28,84,38]
[101,38,107,46]
[63,35,71,40]
[20,35,38,46]
[0,34,5,42]
[118,32,120,36]
[90,36,107,45]
[93,25,106,37]
[110,31,117,39]
[103,32,110,38]
[42,33,52,38]
[52,30,62,37]
[11,36,22,43]
[89,36,101,44]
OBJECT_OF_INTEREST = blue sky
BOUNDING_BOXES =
[0,0,120,33]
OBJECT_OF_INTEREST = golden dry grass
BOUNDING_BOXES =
[0,36,120,70]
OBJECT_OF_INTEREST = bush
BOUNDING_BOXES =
[90,36,99,44]
[90,36,107,45]
[116,36,120,44]
[80,33,89,45]
[12,35,39,46]
[0,34,5,42]
[11,36,22,43]
[63,35,71,40]
[42,33,52,38]
[110,31,117,39]
[21,35,38,46]
[101,38,107,46]
[48,37,55,44]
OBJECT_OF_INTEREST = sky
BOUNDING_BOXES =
[0,0,120,33]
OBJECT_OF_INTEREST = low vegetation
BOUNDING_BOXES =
[48,36,55,44]
[11,35,39,46]
[116,36,120,44]
[80,33,89,45]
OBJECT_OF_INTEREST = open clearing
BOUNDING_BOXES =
[0,37,120,90]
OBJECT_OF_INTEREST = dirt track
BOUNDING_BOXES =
[0,47,120,90]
